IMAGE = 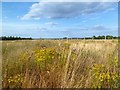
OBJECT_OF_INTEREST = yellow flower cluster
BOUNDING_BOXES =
[92,64,104,73]
[99,72,112,82]
[8,74,22,83]
[34,48,57,62]
[92,63,120,88]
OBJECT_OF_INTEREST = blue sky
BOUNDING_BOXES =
[2,2,118,38]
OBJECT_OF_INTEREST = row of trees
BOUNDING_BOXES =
[0,36,32,40]
[63,35,118,40]
[0,35,118,40]
[92,35,118,39]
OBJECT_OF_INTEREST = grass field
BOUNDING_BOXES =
[2,39,119,88]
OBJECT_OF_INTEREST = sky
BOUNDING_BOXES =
[2,1,118,38]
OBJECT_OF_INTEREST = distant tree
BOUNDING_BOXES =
[0,36,32,40]
[93,36,96,39]
[106,35,113,39]
[63,37,67,39]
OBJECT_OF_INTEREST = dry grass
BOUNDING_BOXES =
[2,39,119,88]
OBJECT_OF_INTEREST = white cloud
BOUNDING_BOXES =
[91,25,110,30]
[33,17,40,20]
[21,2,114,20]
[37,27,47,31]
[3,0,119,2]
[65,25,113,32]
[45,22,58,26]
[40,0,119,2]
[17,16,21,19]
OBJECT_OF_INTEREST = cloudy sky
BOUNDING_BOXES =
[2,1,118,38]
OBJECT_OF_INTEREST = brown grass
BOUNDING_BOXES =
[2,39,119,88]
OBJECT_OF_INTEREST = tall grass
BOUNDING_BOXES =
[2,40,119,88]
[0,41,2,89]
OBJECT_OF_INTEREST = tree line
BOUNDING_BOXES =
[63,35,118,40]
[0,35,118,40]
[0,36,32,40]
[92,35,118,39]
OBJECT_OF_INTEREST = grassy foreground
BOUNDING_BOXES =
[2,40,120,88]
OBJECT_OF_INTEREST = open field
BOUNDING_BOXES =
[2,39,119,88]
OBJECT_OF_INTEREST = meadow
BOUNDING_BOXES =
[1,39,120,88]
